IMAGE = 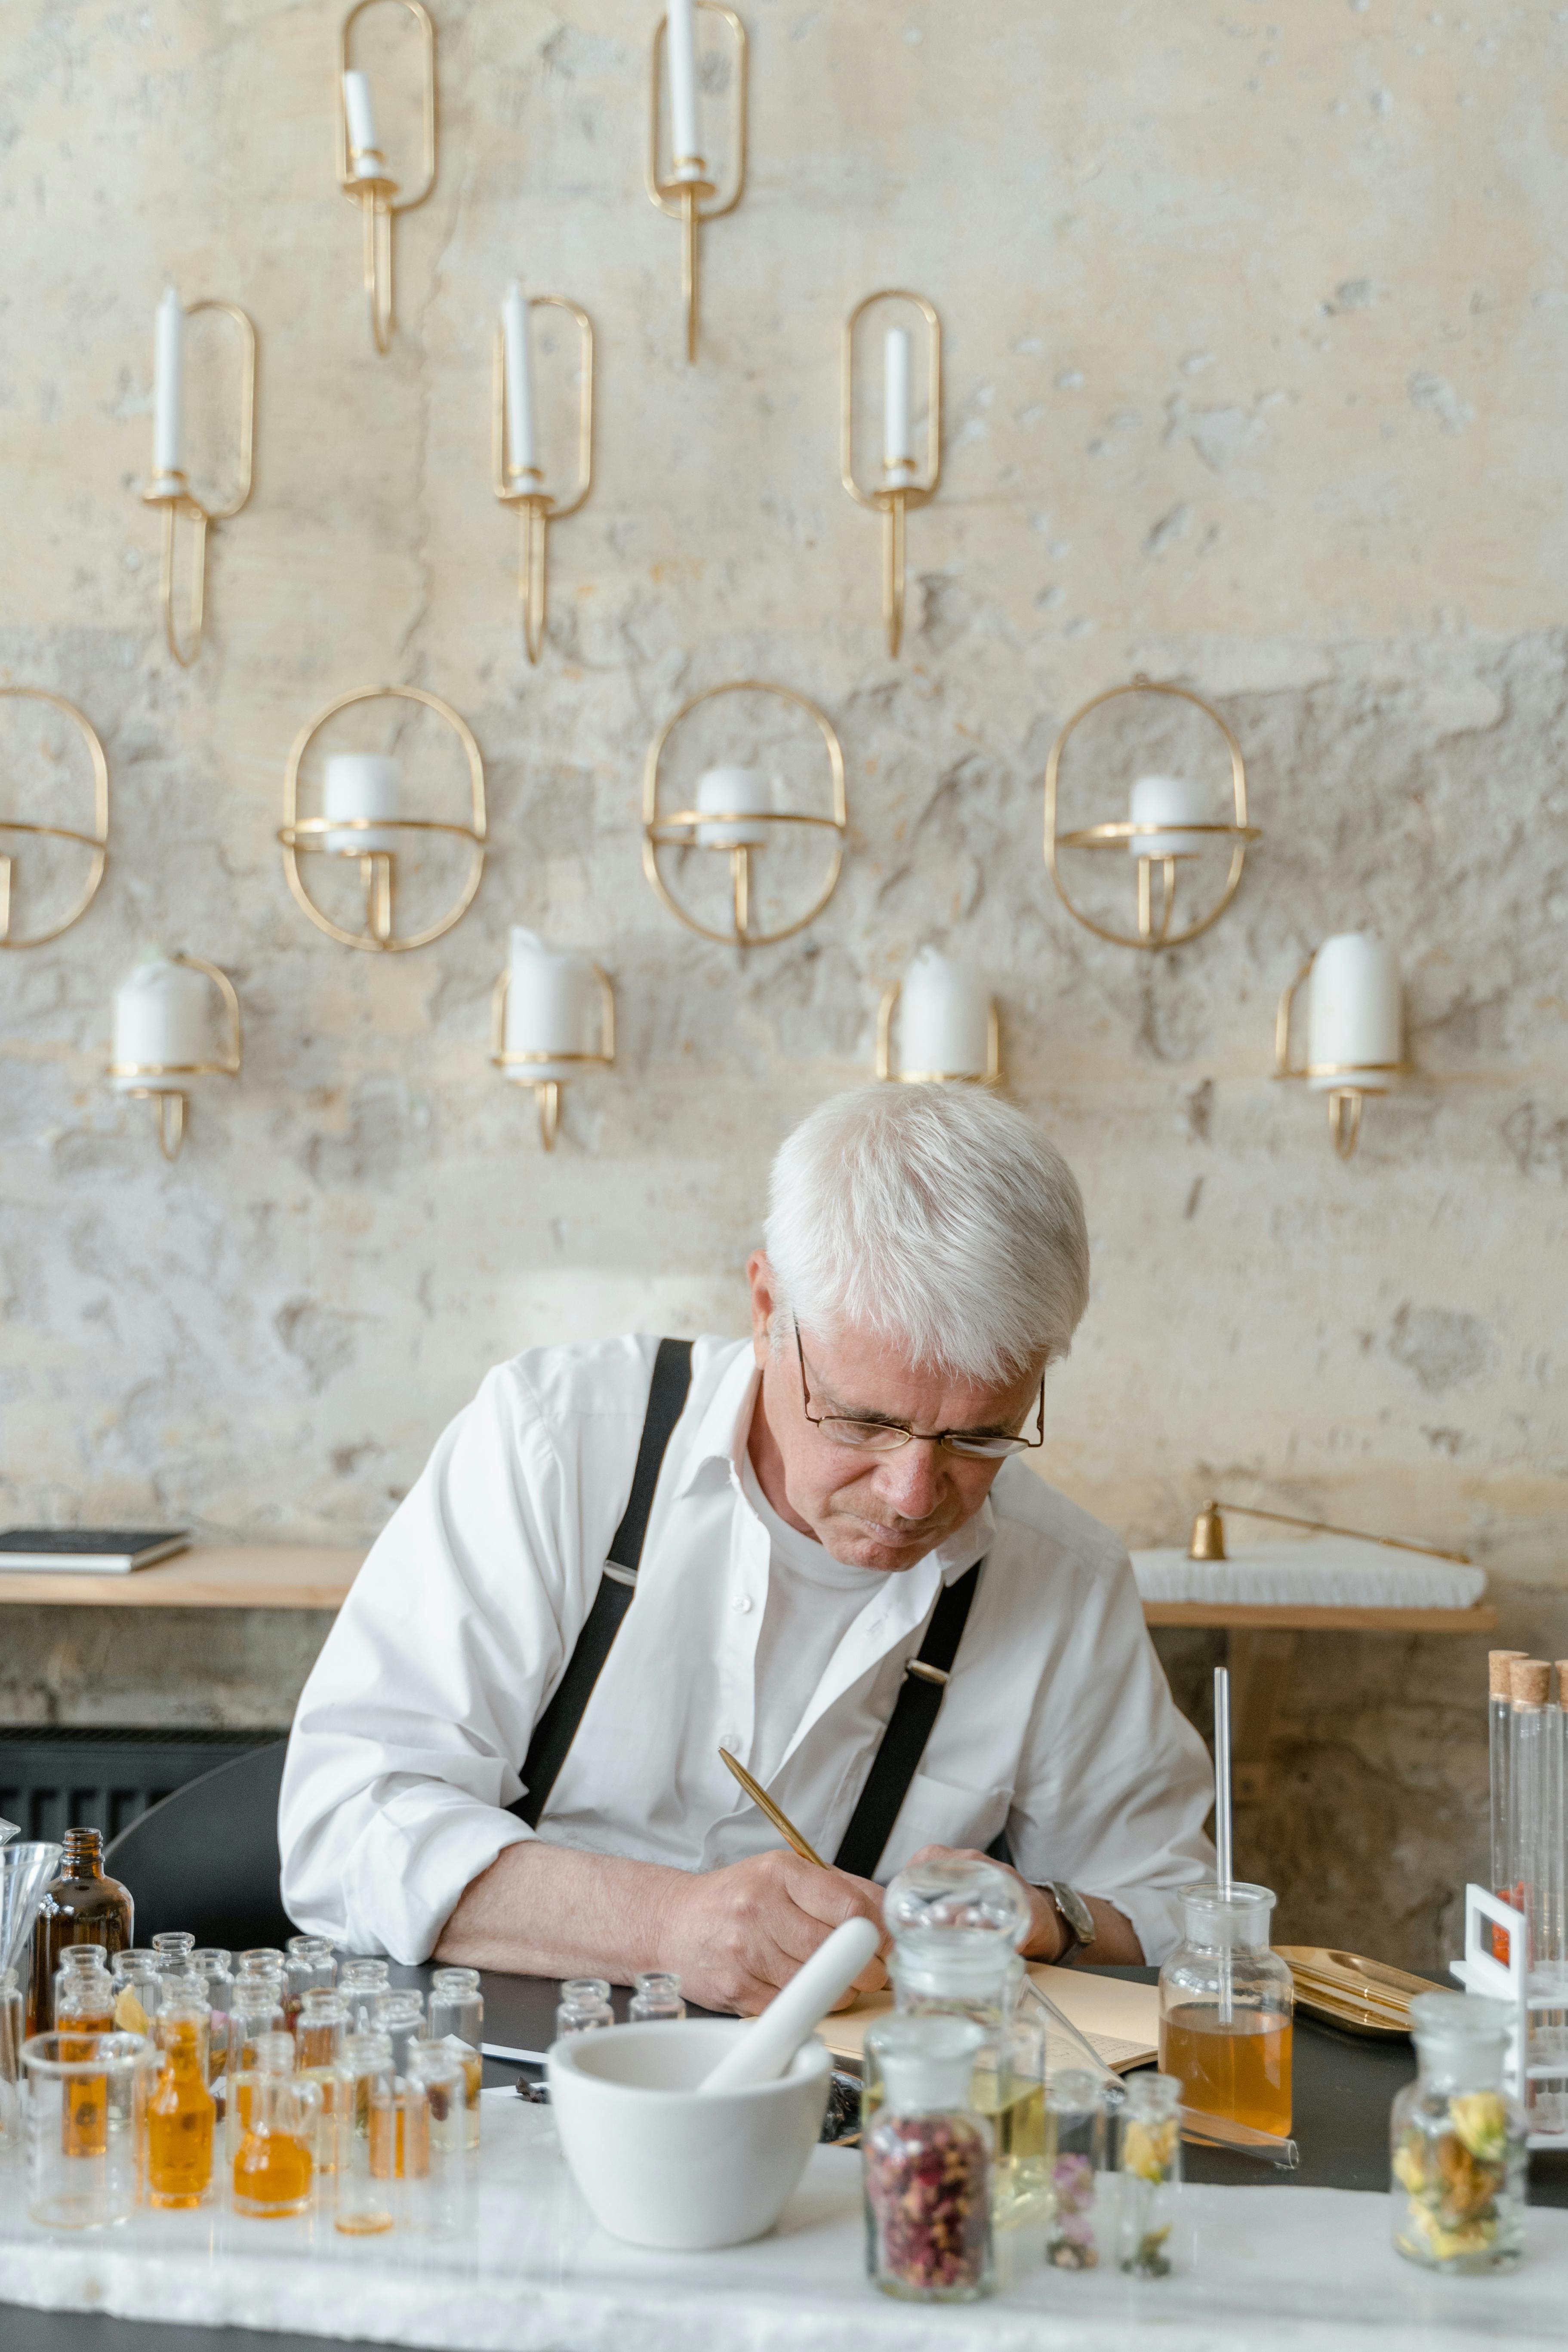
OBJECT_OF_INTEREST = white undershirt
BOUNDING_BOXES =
[739,1453,888,1788]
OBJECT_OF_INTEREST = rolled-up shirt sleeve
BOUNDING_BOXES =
[279,1351,637,1960]
[1004,1545,1214,1965]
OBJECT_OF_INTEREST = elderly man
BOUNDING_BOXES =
[280,1085,1212,2010]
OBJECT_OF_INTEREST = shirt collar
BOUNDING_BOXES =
[679,1342,996,1588]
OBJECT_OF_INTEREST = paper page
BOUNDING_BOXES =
[819,1963,1159,2075]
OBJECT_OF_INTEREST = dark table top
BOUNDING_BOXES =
[6,1961,1565,2352]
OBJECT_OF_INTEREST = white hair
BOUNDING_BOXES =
[763,1085,1091,1385]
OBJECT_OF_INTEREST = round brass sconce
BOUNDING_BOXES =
[1043,676,1260,951]
[1273,932,1408,1161]
[0,687,110,949]
[875,951,1000,1085]
[642,681,847,947]
[490,948,616,1153]
[105,952,242,1162]
[279,684,486,953]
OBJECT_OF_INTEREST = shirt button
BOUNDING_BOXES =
[733,1594,753,1614]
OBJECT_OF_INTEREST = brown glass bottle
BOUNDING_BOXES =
[28,1828,134,2036]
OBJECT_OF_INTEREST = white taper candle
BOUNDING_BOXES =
[502,283,538,481]
[343,69,380,167]
[667,0,701,170]
[883,328,914,476]
[154,287,183,479]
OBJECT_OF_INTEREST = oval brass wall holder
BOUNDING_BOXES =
[140,301,257,669]
[645,1,747,363]
[280,684,486,953]
[1043,677,1260,951]
[841,291,943,659]
[0,687,110,948]
[105,953,242,1162]
[641,681,846,948]
[336,0,438,355]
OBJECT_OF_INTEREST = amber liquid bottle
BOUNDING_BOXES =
[55,1957,116,2158]
[28,1828,133,2035]
[147,2007,216,2208]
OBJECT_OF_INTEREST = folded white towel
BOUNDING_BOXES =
[1130,1537,1485,1611]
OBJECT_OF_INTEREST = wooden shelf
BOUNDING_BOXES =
[1142,1601,1497,1634]
[0,1545,364,1610]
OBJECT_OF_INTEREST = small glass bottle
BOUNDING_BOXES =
[28,1828,134,2034]
[110,1948,164,2036]
[189,1949,234,2112]
[971,1962,1047,2229]
[338,1957,391,2034]
[151,1930,196,1972]
[1391,1992,1526,2272]
[629,1970,686,2022]
[1044,2070,1110,2270]
[227,1977,287,2133]
[1158,1882,1294,2138]
[296,1989,351,2176]
[428,1966,484,2152]
[146,1996,216,2209]
[336,2032,396,2235]
[863,2015,992,2303]
[869,1859,1031,2146]
[371,1988,426,2078]
[55,1950,117,2159]
[230,2031,320,2219]
[284,1934,336,2031]
[404,2040,465,2173]
[0,1965,25,2150]
[1116,2071,1182,2277]
[555,1978,614,2038]
[236,1946,286,1979]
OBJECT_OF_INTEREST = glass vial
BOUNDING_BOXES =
[338,1957,391,2034]
[555,1978,614,2038]
[230,2031,320,2219]
[1044,2070,1110,2270]
[110,1949,164,2036]
[146,1997,215,2209]
[151,1931,196,1972]
[629,1971,686,2022]
[428,1965,484,2152]
[1488,1650,1527,1962]
[1158,1881,1294,2137]
[1116,2071,1182,2277]
[296,1990,351,2176]
[1392,1992,1526,2272]
[336,2031,396,2236]
[28,1828,134,2035]
[284,1934,336,2031]
[863,2014,993,2303]
[189,1949,234,2113]
[55,1950,117,2159]
[404,2040,465,2170]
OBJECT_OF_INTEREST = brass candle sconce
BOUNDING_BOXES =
[642,681,847,947]
[279,684,486,952]
[0,687,109,948]
[337,0,437,355]
[492,293,595,663]
[1043,677,1260,950]
[490,942,616,1152]
[841,292,943,658]
[1273,933,1407,1160]
[875,953,1001,1085]
[105,952,241,1162]
[141,296,256,669]
[646,0,748,362]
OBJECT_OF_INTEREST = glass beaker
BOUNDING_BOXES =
[863,2014,992,2303]
[229,2031,320,2219]
[1044,2069,1112,2270]
[1391,1992,1526,2272]
[28,1830,133,2034]
[428,1966,483,2151]
[146,1998,215,2209]
[1116,2071,1181,2277]
[1158,1882,1294,2137]
[23,2030,154,2228]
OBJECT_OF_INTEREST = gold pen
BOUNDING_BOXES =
[718,1747,828,1869]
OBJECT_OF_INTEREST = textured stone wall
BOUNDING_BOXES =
[3,0,1567,1967]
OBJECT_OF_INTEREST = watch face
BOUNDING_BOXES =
[1053,1882,1095,1942]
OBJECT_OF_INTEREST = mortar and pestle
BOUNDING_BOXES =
[547,1916,880,2250]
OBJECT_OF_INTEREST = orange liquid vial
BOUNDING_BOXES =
[1159,2003,1294,2137]
[59,2001,114,2158]
[148,2021,216,2208]
[233,2130,314,2217]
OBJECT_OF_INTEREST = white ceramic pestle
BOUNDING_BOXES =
[699,1916,882,2093]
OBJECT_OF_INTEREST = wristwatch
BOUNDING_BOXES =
[1044,1880,1095,1962]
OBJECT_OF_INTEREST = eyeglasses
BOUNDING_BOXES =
[795,1325,1045,1459]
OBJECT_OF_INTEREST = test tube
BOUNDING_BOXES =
[1490,1650,1528,1963]
[555,1978,614,2038]
[427,1966,483,2152]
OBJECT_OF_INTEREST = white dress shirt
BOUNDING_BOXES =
[279,1335,1214,1964]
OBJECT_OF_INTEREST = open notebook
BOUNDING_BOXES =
[820,1962,1158,2075]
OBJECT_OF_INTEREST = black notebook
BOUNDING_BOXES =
[0,1529,191,1575]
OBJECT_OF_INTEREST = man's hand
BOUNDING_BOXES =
[905,1845,1144,1966]
[654,1849,889,2015]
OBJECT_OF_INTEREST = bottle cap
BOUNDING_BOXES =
[1409,1991,1512,2048]
[1177,1880,1276,1950]
[866,2013,983,2112]
[1488,1649,1528,1698]
[1508,1658,1551,1708]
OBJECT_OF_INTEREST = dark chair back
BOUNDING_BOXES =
[105,1739,296,1951]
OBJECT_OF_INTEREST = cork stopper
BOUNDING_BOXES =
[1488,1649,1528,1698]
[1557,1661,1568,1709]
[1509,1657,1552,1708]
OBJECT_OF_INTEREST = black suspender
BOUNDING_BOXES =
[510,1338,694,1828]
[508,1333,988,1877]
[832,1558,985,1879]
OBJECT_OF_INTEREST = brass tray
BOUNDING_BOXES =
[1276,1945,1429,2041]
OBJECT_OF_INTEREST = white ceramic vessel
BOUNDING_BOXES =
[546,2019,831,2250]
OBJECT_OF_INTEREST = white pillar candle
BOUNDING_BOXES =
[343,69,381,173]
[666,0,702,173]
[1128,773,1212,860]
[153,287,183,480]
[504,928,600,1085]
[884,328,915,480]
[896,946,991,1079]
[502,282,538,481]
[1306,932,1402,1092]
[111,949,209,1090]
[323,754,402,855]
[694,765,774,850]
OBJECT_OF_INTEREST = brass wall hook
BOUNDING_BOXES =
[646,1,748,362]
[0,688,110,948]
[336,0,437,355]
[841,292,943,657]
